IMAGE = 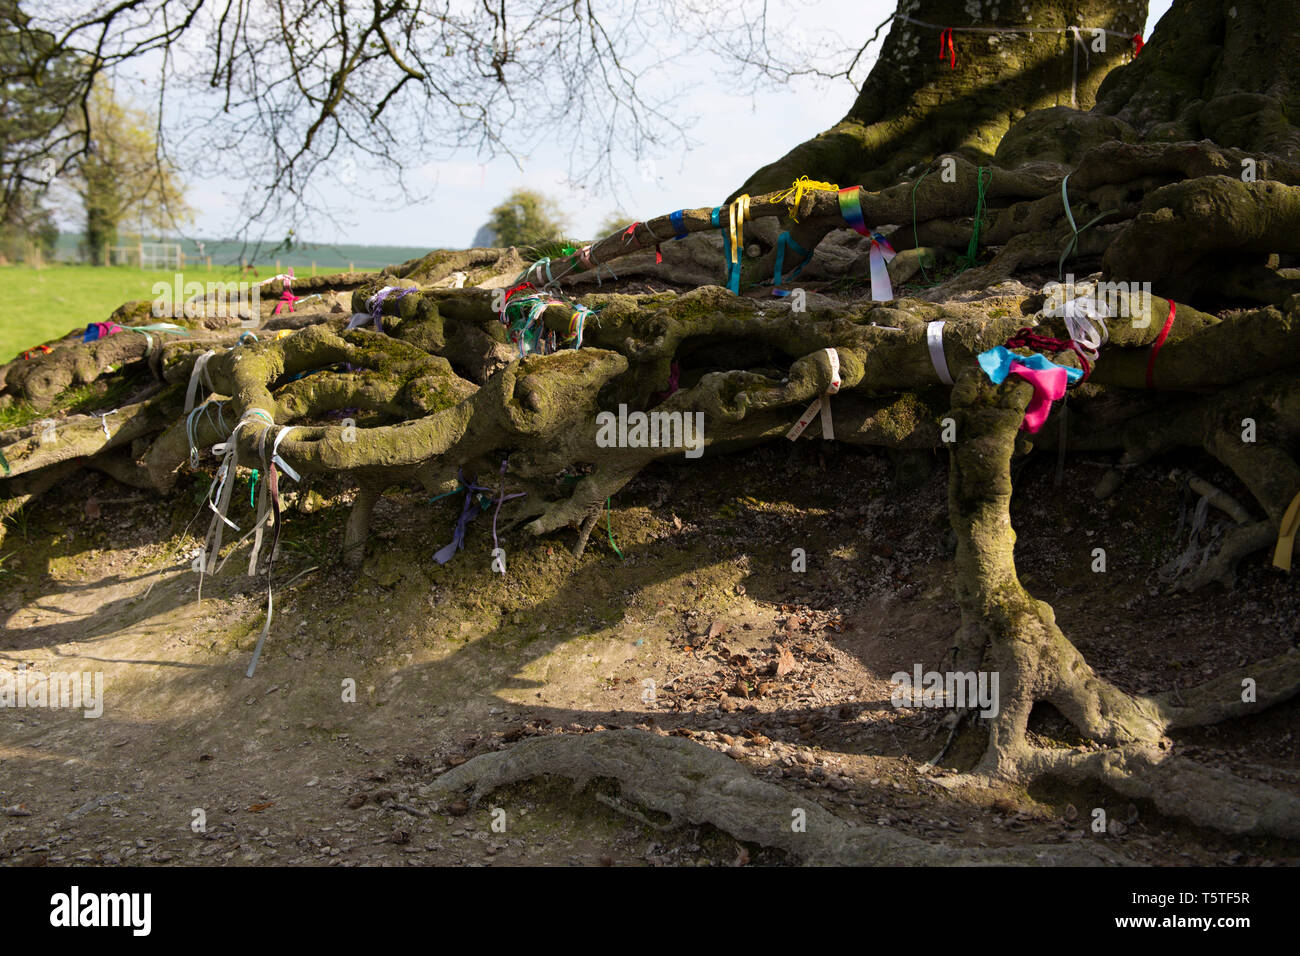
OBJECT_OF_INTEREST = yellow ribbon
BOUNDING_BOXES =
[1273,489,1300,572]
[772,176,840,222]
[728,195,750,269]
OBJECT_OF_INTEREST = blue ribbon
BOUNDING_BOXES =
[976,346,1084,385]
[670,210,688,239]
[772,232,810,297]
[712,206,742,293]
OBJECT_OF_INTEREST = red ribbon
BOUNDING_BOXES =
[939,28,957,69]
[1004,328,1092,379]
[22,345,52,360]
[1145,300,1176,388]
[1132,33,1144,56]
[623,223,642,248]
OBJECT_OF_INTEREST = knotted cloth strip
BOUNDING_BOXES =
[786,348,842,441]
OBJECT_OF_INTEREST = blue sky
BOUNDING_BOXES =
[175,0,1173,250]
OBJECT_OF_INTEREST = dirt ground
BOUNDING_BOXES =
[2,435,1298,866]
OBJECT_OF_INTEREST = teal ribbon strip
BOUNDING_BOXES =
[772,232,810,297]
[712,206,740,292]
[1057,172,1113,279]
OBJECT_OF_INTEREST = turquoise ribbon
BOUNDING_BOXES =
[977,346,1084,385]
[772,232,810,297]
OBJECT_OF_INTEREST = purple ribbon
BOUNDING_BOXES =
[432,464,527,566]
[345,287,416,334]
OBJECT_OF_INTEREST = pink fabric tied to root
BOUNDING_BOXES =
[1005,361,1070,433]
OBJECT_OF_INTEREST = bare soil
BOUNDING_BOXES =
[2,437,1298,866]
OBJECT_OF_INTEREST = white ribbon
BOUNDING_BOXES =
[1043,290,1110,362]
[270,426,300,482]
[787,348,841,441]
[184,350,217,413]
[927,321,954,385]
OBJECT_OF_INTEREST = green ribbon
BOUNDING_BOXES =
[606,497,623,559]
[958,167,992,268]
[1057,172,1114,279]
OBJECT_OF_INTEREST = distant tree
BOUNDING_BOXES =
[70,83,191,264]
[596,210,634,239]
[486,189,568,248]
[0,0,78,260]
[3,0,698,239]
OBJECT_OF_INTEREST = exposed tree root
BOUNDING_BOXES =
[419,729,1125,865]
[940,366,1300,841]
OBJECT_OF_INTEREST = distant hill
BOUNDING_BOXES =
[51,233,438,271]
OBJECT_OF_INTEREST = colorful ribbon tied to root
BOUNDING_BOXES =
[773,176,839,222]
[83,321,123,342]
[772,232,811,297]
[838,186,896,301]
[786,348,842,441]
[432,466,526,566]
[718,196,750,294]
[346,285,416,333]
[977,346,1083,434]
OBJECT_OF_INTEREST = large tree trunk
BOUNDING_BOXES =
[1094,0,1300,162]
[735,0,1148,196]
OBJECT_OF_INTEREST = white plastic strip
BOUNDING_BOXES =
[927,321,954,385]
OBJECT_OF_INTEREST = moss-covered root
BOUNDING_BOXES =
[946,369,1300,840]
[1102,177,1300,300]
[946,368,1166,779]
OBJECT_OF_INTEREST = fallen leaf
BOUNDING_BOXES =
[776,645,797,678]
[247,802,275,813]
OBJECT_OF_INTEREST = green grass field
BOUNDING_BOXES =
[0,263,248,360]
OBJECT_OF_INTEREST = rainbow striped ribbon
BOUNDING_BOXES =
[838,187,896,301]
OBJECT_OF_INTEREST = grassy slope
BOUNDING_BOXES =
[0,263,247,359]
